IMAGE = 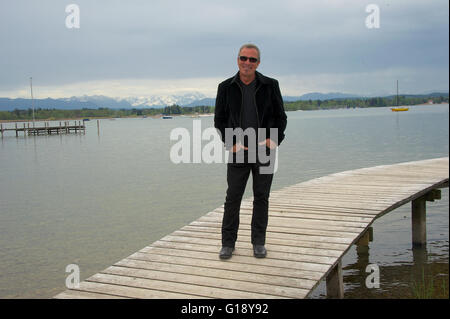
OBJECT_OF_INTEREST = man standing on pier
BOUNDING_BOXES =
[214,44,287,259]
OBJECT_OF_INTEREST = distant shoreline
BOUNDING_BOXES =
[0,103,448,123]
[0,113,216,123]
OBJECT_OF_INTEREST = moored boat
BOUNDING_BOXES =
[391,107,409,112]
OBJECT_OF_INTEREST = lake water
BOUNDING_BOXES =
[0,104,448,298]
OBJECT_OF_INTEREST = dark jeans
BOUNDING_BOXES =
[222,161,274,248]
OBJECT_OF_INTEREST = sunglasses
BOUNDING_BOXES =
[239,56,259,63]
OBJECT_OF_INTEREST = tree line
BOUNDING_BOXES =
[284,95,448,111]
[0,105,215,121]
[0,95,447,121]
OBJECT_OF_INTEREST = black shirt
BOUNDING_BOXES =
[238,79,259,162]
[240,79,258,132]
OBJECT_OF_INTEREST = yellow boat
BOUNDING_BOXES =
[391,107,409,112]
[391,81,409,112]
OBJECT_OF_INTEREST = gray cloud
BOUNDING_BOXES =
[0,0,448,97]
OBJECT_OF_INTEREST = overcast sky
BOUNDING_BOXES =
[0,0,448,99]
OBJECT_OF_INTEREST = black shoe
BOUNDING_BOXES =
[253,245,267,258]
[219,246,234,260]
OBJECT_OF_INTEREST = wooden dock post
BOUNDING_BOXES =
[356,228,371,247]
[356,227,373,258]
[411,195,426,246]
[326,260,344,299]
[412,189,442,247]
[97,120,100,135]
[1,123,3,138]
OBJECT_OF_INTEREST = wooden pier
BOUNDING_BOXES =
[1,121,85,137]
[54,157,449,299]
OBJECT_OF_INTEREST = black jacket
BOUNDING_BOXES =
[214,71,287,150]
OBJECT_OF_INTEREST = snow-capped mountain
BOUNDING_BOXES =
[123,92,207,107]
[60,92,209,108]
[0,93,211,110]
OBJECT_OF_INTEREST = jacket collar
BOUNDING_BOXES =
[230,71,270,86]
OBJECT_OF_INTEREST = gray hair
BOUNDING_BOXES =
[238,43,260,61]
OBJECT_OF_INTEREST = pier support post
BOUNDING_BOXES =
[356,227,373,263]
[411,189,441,247]
[412,195,426,247]
[326,260,344,299]
[356,227,372,247]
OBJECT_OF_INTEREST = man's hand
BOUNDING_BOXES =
[232,142,248,153]
[259,138,278,150]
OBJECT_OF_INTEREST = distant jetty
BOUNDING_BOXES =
[1,121,85,137]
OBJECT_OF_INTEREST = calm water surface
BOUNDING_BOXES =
[0,104,448,298]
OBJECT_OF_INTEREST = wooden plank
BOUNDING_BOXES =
[54,289,128,299]
[269,196,400,207]
[276,189,412,199]
[303,181,436,189]
[88,269,285,299]
[268,193,395,203]
[215,206,376,220]
[86,273,231,298]
[171,229,350,251]
[190,220,362,238]
[127,252,324,281]
[267,198,394,210]
[150,239,338,265]
[265,212,372,223]
[268,204,379,215]
[180,225,356,245]
[345,171,449,179]
[273,189,416,200]
[63,280,199,299]
[203,212,369,229]
[287,184,435,194]
[102,265,308,298]
[115,258,317,290]
[159,235,343,257]
[227,204,379,216]
[139,246,333,273]
[232,210,373,224]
